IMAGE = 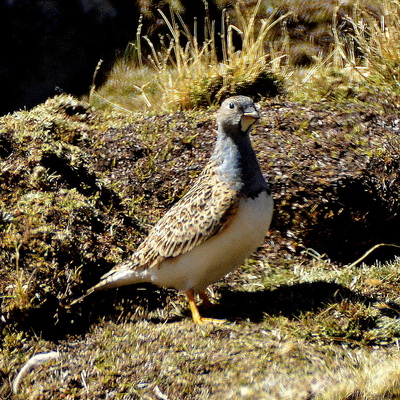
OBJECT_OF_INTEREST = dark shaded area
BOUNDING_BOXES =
[302,176,400,263]
[0,133,13,158]
[217,281,373,322]
[6,284,174,340]
[0,0,220,116]
[0,1,130,115]
[4,280,379,341]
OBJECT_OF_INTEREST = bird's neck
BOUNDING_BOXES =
[212,129,270,197]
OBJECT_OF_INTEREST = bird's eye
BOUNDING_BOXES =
[229,102,235,109]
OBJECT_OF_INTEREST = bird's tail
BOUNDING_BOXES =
[69,285,99,306]
[69,262,148,306]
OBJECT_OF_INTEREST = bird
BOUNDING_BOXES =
[72,95,273,323]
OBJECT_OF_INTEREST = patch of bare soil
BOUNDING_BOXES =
[260,100,400,263]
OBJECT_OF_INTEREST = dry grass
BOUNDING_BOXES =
[280,0,400,102]
[92,0,285,112]
[346,0,400,90]
[93,0,400,110]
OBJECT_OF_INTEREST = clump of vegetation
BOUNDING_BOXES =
[347,0,400,92]
[93,0,400,112]
[270,0,400,102]
[93,0,285,111]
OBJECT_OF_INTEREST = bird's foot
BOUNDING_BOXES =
[187,289,226,324]
[192,315,226,324]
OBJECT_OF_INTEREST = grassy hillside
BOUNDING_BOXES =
[2,1,400,399]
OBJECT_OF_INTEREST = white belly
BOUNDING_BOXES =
[147,191,273,291]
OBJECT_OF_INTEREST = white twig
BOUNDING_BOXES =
[153,384,170,400]
[12,351,60,394]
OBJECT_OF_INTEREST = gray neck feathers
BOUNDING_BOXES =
[212,129,271,198]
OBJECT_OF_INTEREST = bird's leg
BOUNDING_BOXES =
[186,289,225,324]
[186,289,203,324]
[199,291,213,309]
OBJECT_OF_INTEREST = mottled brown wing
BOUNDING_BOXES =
[133,164,241,269]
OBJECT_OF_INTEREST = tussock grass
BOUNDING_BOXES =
[283,0,400,102]
[93,1,285,112]
[94,0,400,110]
[347,0,400,91]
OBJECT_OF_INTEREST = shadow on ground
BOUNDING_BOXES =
[6,280,377,340]
[205,281,373,322]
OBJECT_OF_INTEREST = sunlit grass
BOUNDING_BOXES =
[92,0,400,111]
[347,0,400,90]
[92,0,286,112]
[285,0,400,102]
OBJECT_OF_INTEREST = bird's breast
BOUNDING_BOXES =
[149,190,273,291]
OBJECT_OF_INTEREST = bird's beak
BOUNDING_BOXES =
[243,108,260,120]
[241,108,260,132]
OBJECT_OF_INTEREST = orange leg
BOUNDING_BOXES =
[186,289,225,324]
[186,289,203,324]
[199,291,213,308]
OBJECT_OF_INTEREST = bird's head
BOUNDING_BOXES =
[216,96,260,137]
